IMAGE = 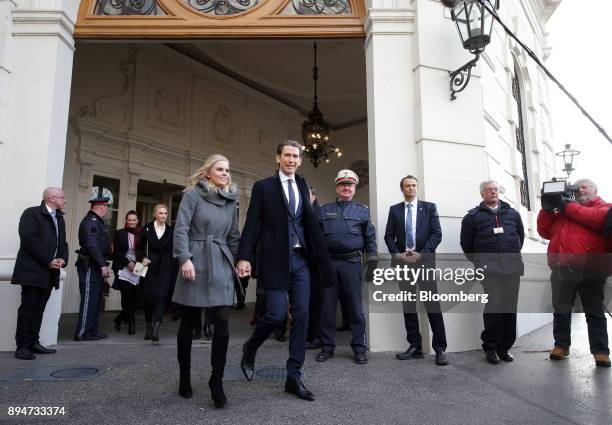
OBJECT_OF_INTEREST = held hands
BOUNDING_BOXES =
[396,250,421,264]
[142,258,151,266]
[101,266,110,278]
[181,259,196,281]
[48,258,64,269]
[236,260,252,278]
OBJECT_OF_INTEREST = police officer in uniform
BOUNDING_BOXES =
[316,170,377,364]
[74,195,111,341]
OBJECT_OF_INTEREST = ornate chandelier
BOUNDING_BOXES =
[301,42,342,168]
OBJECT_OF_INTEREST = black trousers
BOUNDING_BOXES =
[481,274,520,352]
[116,279,138,321]
[551,267,609,355]
[401,279,447,353]
[15,284,52,349]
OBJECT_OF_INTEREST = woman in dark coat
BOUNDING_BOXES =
[140,204,175,343]
[112,210,142,335]
[173,153,240,408]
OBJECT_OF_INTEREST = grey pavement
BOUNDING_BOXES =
[0,309,610,425]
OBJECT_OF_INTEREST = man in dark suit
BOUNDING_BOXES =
[236,140,335,401]
[12,187,68,360]
[384,175,448,365]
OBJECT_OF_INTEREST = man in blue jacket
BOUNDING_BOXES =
[12,188,68,360]
[384,175,448,365]
[460,180,524,364]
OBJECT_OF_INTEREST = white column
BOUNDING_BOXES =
[0,0,79,350]
[364,1,419,352]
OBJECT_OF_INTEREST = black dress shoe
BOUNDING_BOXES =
[95,332,108,339]
[497,350,514,362]
[316,350,334,362]
[274,330,287,342]
[15,347,36,360]
[435,351,449,366]
[354,352,368,365]
[285,378,314,401]
[114,314,122,332]
[74,334,101,341]
[305,338,321,350]
[485,350,500,364]
[396,346,423,360]
[32,343,56,354]
[127,317,136,335]
[240,344,255,381]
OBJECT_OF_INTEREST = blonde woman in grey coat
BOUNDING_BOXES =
[173,154,240,408]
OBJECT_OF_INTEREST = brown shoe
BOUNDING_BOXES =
[549,346,570,360]
[594,353,611,367]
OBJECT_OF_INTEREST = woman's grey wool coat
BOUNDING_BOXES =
[172,181,240,307]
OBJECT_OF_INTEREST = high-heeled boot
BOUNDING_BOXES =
[128,315,136,335]
[177,330,193,398]
[209,334,229,408]
[144,321,153,340]
[151,321,161,343]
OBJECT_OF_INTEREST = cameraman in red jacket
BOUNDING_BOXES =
[537,178,611,367]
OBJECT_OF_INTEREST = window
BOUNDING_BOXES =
[511,63,531,211]
[92,175,121,245]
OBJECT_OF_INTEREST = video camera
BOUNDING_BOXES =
[540,178,579,212]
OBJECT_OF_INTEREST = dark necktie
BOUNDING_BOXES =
[288,179,296,217]
[50,210,59,256]
[405,203,414,250]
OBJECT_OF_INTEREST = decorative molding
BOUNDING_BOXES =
[128,172,140,199]
[12,9,76,50]
[350,159,368,190]
[75,0,366,39]
[146,74,186,136]
[80,62,135,128]
[210,105,234,144]
[364,8,416,48]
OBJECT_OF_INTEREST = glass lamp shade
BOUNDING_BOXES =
[451,0,499,53]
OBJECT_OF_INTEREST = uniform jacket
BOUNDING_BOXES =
[140,221,176,303]
[460,200,525,275]
[78,210,110,268]
[237,171,336,290]
[319,200,377,262]
[172,181,240,307]
[384,199,442,268]
[11,201,68,289]
[537,196,611,270]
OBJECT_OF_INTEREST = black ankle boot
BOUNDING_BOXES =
[128,316,135,335]
[151,322,161,342]
[114,314,122,332]
[210,334,230,408]
[209,376,226,408]
[144,321,153,340]
[179,366,193,399]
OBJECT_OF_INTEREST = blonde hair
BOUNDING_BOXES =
[153,204,168,214]
[185,154,232,192]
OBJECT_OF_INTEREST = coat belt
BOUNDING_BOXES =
[190,235,231,286]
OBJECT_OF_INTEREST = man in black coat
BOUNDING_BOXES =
[12,187,68,360]
[460,180,524,364]
[384,175,448,365]
[236,140,336,402]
